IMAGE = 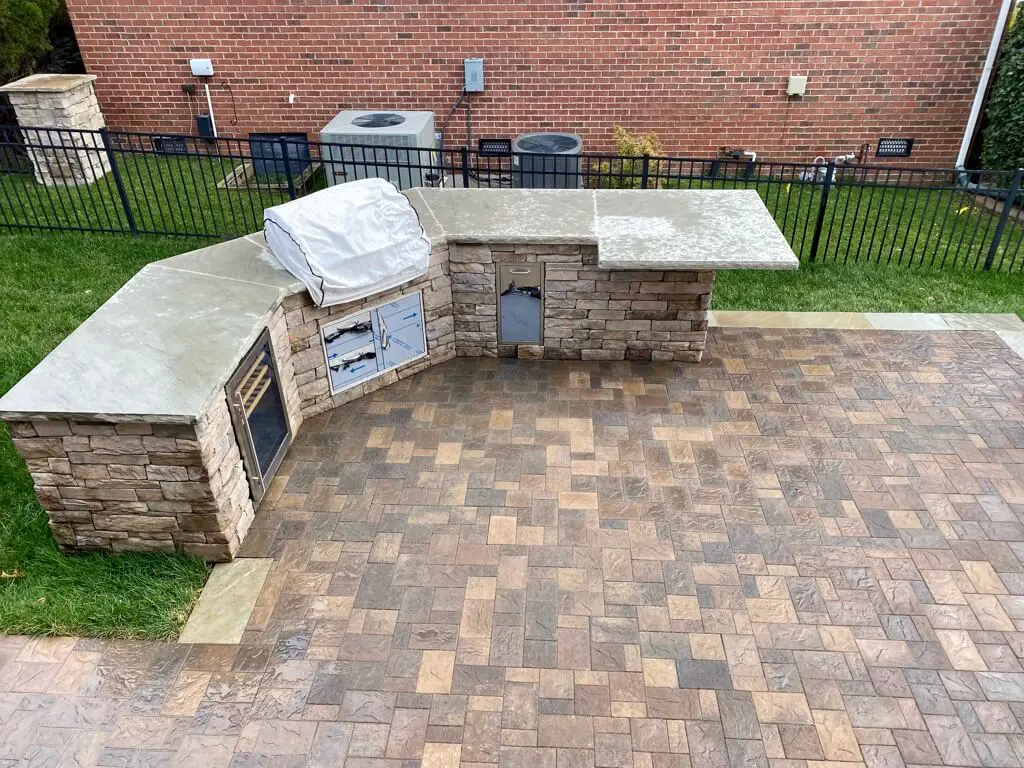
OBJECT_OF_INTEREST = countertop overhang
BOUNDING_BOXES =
[0,188,798,423]
[408,188,799,270]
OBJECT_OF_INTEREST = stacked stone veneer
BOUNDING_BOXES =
[5,306,301,562]
[451,243,714,362]
[0,74,109,186]
[284,243,455,418]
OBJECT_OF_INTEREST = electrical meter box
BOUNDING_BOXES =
[464,59,485,92]
[190,58,215,77]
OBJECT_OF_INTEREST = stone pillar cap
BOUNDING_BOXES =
[0,73,97,93]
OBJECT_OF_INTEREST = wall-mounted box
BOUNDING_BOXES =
[787,75,807,96]
[464,58,485,92]
[195,114,215,138]
[189,58,214,77]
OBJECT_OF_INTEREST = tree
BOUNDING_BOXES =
[983,7,1024,170]
[0,0,59,85]
[39,1,83,75]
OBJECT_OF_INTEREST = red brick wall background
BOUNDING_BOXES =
[63,0,998,165]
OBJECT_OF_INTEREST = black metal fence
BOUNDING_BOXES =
[1,124,1023,271]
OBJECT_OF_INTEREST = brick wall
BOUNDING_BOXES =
[63,0,996,165]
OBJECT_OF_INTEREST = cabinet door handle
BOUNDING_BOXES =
[324,320,371,344]
[329,350,377,372]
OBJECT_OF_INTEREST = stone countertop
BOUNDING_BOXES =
[594,189,797,269]
[413,188,799,270]
[0,234,296,423]
[0,188,796,422]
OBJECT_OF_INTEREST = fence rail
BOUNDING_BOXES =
[1,125,1022,271]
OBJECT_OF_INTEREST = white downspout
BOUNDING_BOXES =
[957,0,1014,168]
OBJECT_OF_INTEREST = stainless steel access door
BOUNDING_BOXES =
[497,264,544,344]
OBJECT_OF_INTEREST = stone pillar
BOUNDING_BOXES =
[0,73,110,186]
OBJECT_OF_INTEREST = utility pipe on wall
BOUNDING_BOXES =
[957,0,1014,168]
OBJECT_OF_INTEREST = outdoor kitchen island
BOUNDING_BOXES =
[0,188,798,561]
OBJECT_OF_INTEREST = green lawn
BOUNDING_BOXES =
[715,262,1024,319]
[2,152,293,238]
[0,233,208,639]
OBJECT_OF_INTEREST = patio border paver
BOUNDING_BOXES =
[177,557,272,644]
[710,311,1024,357]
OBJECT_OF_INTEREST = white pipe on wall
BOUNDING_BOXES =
[957,0,1014,168]
[204,81,218,138]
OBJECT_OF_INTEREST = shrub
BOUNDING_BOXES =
[593,126,665,189]
[983,8,1024,170]
[612,125,663,158]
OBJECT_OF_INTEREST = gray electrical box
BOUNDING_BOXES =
[464,58,485,92]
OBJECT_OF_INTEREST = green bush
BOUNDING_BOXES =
[983,8,1024,170]
[593,126,666,189]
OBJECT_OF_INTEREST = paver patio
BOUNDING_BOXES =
[2,325,1024,767]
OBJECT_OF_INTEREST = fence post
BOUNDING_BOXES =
[100,128,138,237]
[640,155,650,190]
[460,147,470,188]
[279,137,298,200]
[984,167,1023,271]
[808,161,836,263]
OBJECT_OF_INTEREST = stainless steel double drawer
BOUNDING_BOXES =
[320,291,427,394]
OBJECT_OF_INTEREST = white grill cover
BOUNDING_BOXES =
[263,178,430,307]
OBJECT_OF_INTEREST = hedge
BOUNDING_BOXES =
[983,8,1024,170]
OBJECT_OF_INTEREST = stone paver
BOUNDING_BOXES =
[2,326,1024,766]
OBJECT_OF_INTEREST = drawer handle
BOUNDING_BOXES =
[509,269,531,274]
[330,350,377,372]
[501,281,542,299]
[324,320,371,344]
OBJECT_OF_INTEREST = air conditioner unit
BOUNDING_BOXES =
[320,110,436,190]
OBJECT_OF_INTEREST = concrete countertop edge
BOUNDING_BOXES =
[444,234,600,246]
[0,409,200,425]
[597,258,800,270]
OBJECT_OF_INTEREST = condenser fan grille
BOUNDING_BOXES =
[515,133,581,154]
[351,113,407,128]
